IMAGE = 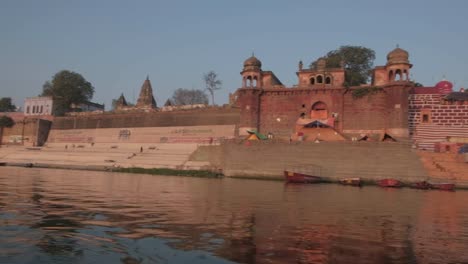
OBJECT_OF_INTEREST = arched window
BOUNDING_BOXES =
[388,70,394,81]
[403,69,408,80]
[253,76,258,87]
[325,76,331,84]
[317,75,323,84]
[247,76,253,87]
[310,77,315,85]
[395,69,402,81]
[26,106,30,114]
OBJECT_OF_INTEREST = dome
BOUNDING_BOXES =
[435,80,453,94]
[243,55,262,69]
[387,47,410,64]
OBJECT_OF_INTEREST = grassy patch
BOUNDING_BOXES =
[114,167,223,178]
[352,86,383,99]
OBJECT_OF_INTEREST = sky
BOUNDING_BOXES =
[1,0,468,110]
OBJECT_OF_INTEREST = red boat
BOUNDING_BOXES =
[284,170,322,184]
[377,178,403,188]
[430,183,455,191]
[339,177,362,186]
[410,181,431,190]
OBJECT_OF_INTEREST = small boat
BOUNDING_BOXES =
[410,181,431,190]
[284,170,322,184]
[339,177,362,186]
[377,178,403,188]
[430,183,455,191]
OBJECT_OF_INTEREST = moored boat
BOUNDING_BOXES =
[430,183,455,191]
[377,178,403,188]
[284,170,322,184]
[410,181,431,190]
[339,177,362,186]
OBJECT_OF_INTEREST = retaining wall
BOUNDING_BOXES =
[219,141,428,182]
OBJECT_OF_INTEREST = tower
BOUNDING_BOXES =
[136,76,157,109]
[241,54,263,88]
[386,46,412,82]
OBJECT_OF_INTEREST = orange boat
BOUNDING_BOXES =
[377,178,403,188]
[284,171,322,184]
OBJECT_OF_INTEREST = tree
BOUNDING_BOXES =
[0,97,16,112]
[317,45,376,86]
[0,115,15,145]
[170,88,209,105]
[41,70,94,116]
[203,71,222,105]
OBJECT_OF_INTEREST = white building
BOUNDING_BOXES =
[24,96,54,116]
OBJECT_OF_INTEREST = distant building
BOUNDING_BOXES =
[24,96,54,116]
[70,101,105,112]
[115,76,157,112]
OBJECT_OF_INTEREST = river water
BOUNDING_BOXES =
[1,167,468,264]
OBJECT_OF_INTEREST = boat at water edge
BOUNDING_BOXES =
[284,170,322,184]
[410,181,432,190]
[377,178,403,188]
[430,183,455,191]
[339,177,362,186]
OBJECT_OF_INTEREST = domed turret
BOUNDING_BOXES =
[387,46,410,65]
[435,79,453,94]
[243,55,262,71]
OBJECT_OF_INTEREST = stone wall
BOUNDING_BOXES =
[219,141,427,182]
[236,83,411,139]
[1,118,51,146]
[52,107,240,130]
[47,125,237,144]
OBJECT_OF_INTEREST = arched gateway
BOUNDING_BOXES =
[310,101,328,120]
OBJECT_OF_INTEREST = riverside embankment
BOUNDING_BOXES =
[1,141,467,187]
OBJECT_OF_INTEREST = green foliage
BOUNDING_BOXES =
[171,88,209,105]
[411,81,423,87]
[0,115,15,128]
[320,45,376,86]
[115,167,222,178]
[41,70,94,116]
[351,86,383,99]
[203,71,222,105]
[0,97,16,112]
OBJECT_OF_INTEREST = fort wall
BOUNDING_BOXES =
[52,107,240,130]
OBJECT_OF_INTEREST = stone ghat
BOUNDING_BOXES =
[0,143,211,170]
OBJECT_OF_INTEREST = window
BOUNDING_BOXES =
[26,106,30,114]
[325,77,331,84]
[422,114,429,123]
[317,75,323,83]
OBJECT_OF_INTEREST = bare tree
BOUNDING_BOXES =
[203,71,222,105]
[171,88,208,105]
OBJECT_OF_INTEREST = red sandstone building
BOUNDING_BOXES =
[234,47,468,147]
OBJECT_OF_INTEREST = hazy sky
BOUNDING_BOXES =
[1,0,467,109]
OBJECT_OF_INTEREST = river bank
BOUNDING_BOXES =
[1,142,467,188]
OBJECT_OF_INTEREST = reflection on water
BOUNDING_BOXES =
[1,167,468,264]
